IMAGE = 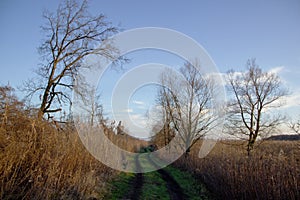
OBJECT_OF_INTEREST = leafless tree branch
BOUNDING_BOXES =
[24,0,121,120]
[225,59,288,155]
[156,61,218,155]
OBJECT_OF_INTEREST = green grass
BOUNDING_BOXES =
[105,154,214,200]
[164,166,214,200]
[104,172,135,200]
[150,155,214,200]
[104,170,170,200]
[140,171,169,200]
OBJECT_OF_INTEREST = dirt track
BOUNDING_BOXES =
[123,154,144,200]
[147,154,186,200]
[123,153,186,200]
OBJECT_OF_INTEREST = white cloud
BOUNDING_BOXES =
[131,100,147,110]
[221,66,286,87]
[132,100,145,105]
[268,66,284,75]
[121,108,133,113]
[279,93,300,109]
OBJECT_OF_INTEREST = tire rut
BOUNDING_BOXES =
[123,154,144,200]
[147,154,187,200]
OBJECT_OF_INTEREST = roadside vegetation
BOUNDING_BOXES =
[0,85,145,199]
[172,140,300,199]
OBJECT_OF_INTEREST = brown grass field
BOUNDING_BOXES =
[0,90,146,199]
[1,86,299,199]
[1,109,299,200]
[173,139,300,199]
[0,116,112,199]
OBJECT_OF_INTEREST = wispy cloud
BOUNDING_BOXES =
[278,93,300,109]
[131,100,147,110]
[268,66,284,75]
[120,108,133,113]
[132,100,145,105]
[220,66,286,86]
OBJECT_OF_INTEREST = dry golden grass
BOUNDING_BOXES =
[0,115,148,199]
[0,86,146,199]
[0,114,116,199]
[174,139,300,199]
[104,130,149,153]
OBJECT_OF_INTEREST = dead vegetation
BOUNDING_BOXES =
[173,140,300,199]
[0,85,145,199]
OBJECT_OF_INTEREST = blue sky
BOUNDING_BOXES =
[0,0,300,137]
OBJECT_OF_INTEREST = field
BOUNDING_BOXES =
[0,89,299,199]
[1,109,299,199]
[0,102,145,199]
[173,139,300,199]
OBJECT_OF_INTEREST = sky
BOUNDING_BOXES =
[0,0,300,138]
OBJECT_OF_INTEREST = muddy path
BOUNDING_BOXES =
[147,154,187,200]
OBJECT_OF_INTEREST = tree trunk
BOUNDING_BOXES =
[247,132,257,156]
[38,90,49,120]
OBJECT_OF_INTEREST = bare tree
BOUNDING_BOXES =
[76,85,104,127]
[0,85,24,126]
[154,88,175,148]
[157,62,217,156]
[116,121,125,135]
[288,120,300,134]
[24,0,119,120]
[226,59,288,155]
